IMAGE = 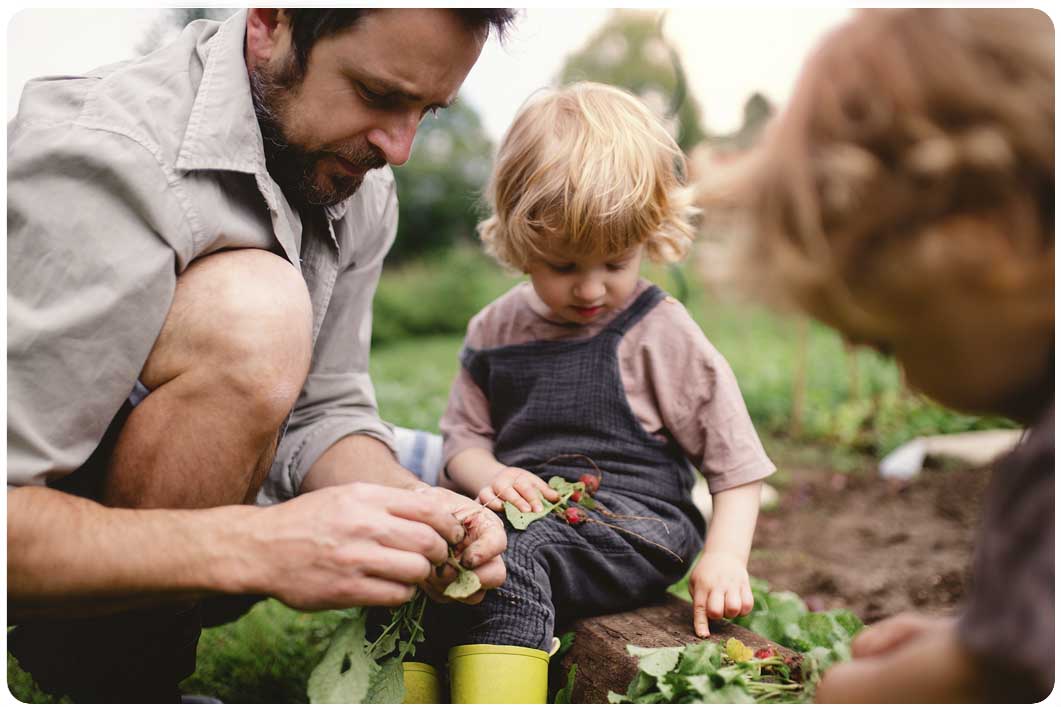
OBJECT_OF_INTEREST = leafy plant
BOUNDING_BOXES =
[608,638,804,704]
[307,550,481,703]
[646,577,863,702]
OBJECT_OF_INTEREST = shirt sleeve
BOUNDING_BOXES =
[629,299,776,494]
[956,405,1054,702]
[8,117,183,488]
[259,173,399,503]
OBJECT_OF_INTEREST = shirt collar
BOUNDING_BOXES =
[176,10,266,177]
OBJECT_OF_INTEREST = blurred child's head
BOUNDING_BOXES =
[709,9,1053,421]
[478,82,697,322]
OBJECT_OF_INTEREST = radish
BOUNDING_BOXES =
[570,490,583,502]
[564,507,587,525]
[579,473,600,494]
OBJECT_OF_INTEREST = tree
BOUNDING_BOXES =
[559,10,706,152]
[389,101,495,262]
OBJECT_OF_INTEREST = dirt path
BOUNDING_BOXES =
[749,462,992,624]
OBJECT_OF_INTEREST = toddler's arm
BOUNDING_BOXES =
[447,448,560,514]
[689,479,762,637]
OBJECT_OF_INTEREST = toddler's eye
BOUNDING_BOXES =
[606,260,631,272]
[548,262,575,273]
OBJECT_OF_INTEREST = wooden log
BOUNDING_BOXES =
[558,596,800,703]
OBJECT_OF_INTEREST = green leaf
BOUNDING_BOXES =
[666,573,692,603]
[548,476,577,494]
[701,684,757,703]
[657,672,687,701]
[555,631,576,661]
[627,645,683,678]
[797,613,845,649]
[626,670,657,699]
[578,493,598,510]
[607,690,632,704]
[765,591,808,625]
[554,664,578,703]
[307,611,373,704]
[828,609,864,638]
[368,630,398,661]
[676,640,721,675]
[365,657,405,704]
[444,566,482,599]
[504,498,554,529]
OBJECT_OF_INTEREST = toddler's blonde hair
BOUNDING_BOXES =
[707,9,1053,336]
[479,82,697,270]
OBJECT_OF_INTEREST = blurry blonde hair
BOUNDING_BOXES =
[707,9,1053,336]
[479,82,698,270]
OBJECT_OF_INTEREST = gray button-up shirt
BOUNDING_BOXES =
[8,11,399,503]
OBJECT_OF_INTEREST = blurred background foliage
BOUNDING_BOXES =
[129,6,1014,462]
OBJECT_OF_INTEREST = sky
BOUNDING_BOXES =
[5,7,851,141]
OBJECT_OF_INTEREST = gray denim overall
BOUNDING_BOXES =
[429,285,705,652]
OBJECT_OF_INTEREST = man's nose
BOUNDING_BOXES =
[367,113,418,166]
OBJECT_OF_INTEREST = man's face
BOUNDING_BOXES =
[251,10,487,209]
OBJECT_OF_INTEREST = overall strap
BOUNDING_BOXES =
[605,285,667,337]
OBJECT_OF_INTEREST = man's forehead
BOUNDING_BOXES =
[329,9,482,106]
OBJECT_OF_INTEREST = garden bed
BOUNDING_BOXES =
[749,461,989,623]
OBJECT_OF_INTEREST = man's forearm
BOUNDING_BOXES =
[300,433,423,494]
[8,486,252,621]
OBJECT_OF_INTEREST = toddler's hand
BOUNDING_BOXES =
[477,467,560,514]
[688,551,755,637]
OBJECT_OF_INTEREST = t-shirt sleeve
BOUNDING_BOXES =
[956,404,1054,702]
[630,298,776,494]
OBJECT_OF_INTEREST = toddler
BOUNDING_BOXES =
[705,9,1053,702]
[430,82,776,702]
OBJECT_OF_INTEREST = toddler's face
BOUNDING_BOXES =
[525,244,644,324]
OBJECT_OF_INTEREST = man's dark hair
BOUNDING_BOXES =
[284,9,517,76]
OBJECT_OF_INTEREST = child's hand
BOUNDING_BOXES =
[477,466,560,513]
[688,551,755,637]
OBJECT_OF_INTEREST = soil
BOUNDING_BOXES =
[749,460,993,625]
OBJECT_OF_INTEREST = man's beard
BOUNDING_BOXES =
[249,57,387,211]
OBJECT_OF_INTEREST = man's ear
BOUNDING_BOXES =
[245,9,287,68]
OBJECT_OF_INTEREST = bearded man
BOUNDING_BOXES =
[8,9,514,702]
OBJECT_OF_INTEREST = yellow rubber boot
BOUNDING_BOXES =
[402,661,441,704]
[449,644,550,704]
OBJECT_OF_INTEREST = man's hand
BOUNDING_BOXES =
[242,482,466,610]
[414,486,507,605]
[688,550,755,637]
[477,466,560,513]
[815,613,981,702]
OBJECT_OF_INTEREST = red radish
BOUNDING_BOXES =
[579,473,600,494]
[570,490,583,502]
[564,507,587,525]
[754,648,774,660]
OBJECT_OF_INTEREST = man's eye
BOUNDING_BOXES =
[357,83,390,106]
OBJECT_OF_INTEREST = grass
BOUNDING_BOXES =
[8,247,1010,702]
